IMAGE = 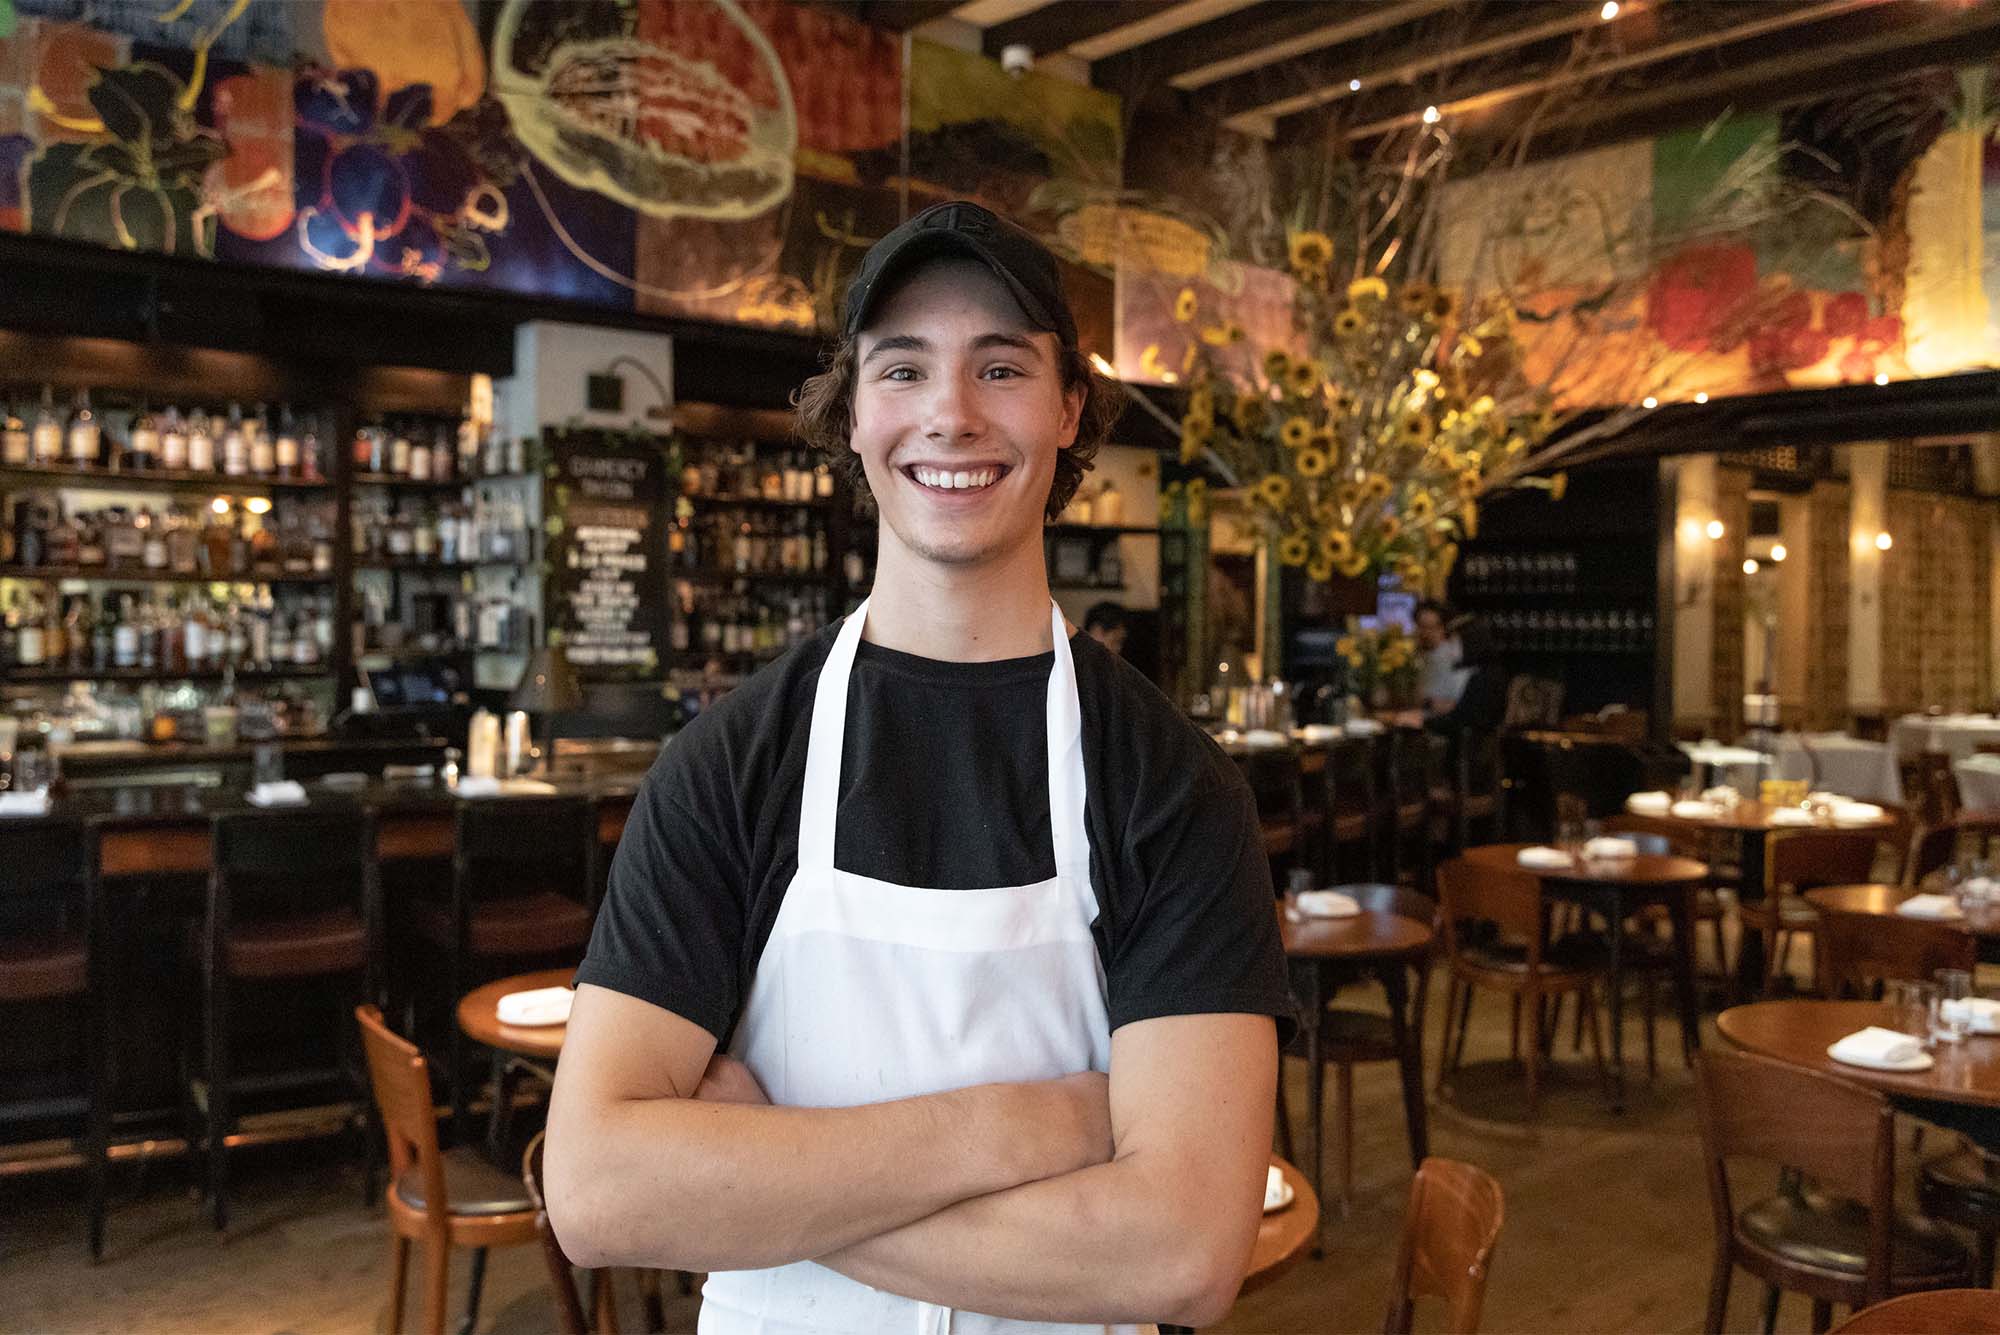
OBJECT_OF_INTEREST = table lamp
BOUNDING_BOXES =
[509,640,583,773]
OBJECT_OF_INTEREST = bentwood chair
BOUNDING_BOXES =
[1695,1049,1972,1335]
[1831,1289,2000,1333]
[1385,729,1439,890]
[1383,1157,1505,1335]
[357,1004,539,1335]
[1813,910,1976,1000]
[1240,746,1306,880]
[523,1130,609,1335]
[1908,813,2000,886]
[1742,831,1882,997]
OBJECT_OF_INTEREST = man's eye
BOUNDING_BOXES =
[984,365,1022,380]
[883,366,919,381]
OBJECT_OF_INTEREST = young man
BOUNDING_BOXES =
[1414,599,1471,715]
[547,202,1292,1334]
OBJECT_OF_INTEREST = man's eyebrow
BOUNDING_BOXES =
[860,333,929,367]
[970,331,1043,358]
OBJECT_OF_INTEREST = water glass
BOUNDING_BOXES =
[1284,867,1313,919]
[1935,968,1975,1045]
[1885,979,1937,1046]
[251,741,285,789]
[11,746,54,794]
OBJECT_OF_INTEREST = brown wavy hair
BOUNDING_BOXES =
[792,333,1123,521]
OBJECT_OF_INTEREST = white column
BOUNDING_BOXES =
[1671,454,1719,734]
[1847,444,1887,715]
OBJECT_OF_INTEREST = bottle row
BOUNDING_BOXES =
[667,508,828,576]
[5,493,336,578]
[1488,609,1656,654]
[1460,551,1583,596]
[352,492,534,566]
[0,587,334,675]
[351,417,526,482]
[3,389,328,480]
[669,584,833,659]
[353,580,530,656]
[1,678,327,758]
[679,442,833,503]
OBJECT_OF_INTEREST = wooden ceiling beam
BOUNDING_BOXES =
[981,0,1185,59]
[1091,0,1453,98]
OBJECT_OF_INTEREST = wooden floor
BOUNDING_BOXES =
[0,954,1936,1334]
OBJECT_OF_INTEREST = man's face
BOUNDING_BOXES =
[1089,624,1126,656]
[850,258,1082,569]
[1415,609,1446,650]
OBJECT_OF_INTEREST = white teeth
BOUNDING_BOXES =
[953,470,971,489]
[910,466,998,490]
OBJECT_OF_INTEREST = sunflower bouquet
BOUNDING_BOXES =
[1175,230,1567,593]
[1335,622,1419,704]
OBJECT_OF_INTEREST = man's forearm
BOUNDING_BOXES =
[546,1077,1104,1273]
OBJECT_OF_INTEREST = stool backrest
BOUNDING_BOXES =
[522,1131,590,1335]
[455,796,594,904]
[1770,830,1881,895]
[354,1004,447,1241]
[1695,1048,1894,1304]
[1816,910,1977,999]
[1384,1156,1505,1335]
[212,806,374,923]
[0,818,93,938]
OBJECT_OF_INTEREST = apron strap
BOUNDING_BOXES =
[1046,601,1087,874]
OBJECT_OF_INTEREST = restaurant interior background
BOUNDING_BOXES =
[7,1,2000,1332]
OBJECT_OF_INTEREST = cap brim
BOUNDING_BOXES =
[845,230,1063,341]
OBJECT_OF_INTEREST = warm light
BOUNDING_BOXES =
[244,496,272,515]
[1769,543,1787,562]
[1694,391,1710,404]
[1421,105,1440,124]
[210,497,231,515]
[1348,78,1361,91]
[1088,352,1116,378]
[1160,371,1179,384]
[1705,519,1725,541]
[1874,372,1889,386]
[1875,531,1893,551]
[1742,558,1759,575]
[1600,1,1620,17]
[1641,396,1658,409]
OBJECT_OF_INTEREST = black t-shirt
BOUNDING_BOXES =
[576,623,1295,1049]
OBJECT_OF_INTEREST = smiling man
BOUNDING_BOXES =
[546,201,1291,1334]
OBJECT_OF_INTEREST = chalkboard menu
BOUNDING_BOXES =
[546,427,669,676]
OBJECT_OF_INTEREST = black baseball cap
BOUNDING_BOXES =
[842,200,1077,347]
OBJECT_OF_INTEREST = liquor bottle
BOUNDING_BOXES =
[3,397,30,466]
[31,386,63,464]
[111,594,137,669]
[42,593,66,670]
[458,417,480,480]
[409,428,432,482]
[15,590,44,667]
[221,403,248,477]
[129,402,160,471]
[248,404,275,476]
[272,404,299,479]
[159,407,188,471]
[430,426,453,483]
[299,413,322,482]
[389,422,411,477]
[90,595,112,672]
[141,509,169,571]
[187,409,215,473]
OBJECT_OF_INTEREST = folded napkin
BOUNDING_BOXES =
[1582,836,1638,862]
[1768,807,1816,827]
[1897,893,1964,920]
[1263,1164,1294,1213]
[1671,800,1721,820]
[1806,790,1846,805]
[1343,719,1386,737]
[1830,802,1886,826]
[247,780,308,807]
[1828,1026,1923,1067]
[1244,729,1288,749]
[0,789,50,817]
[1517,846,1576,869]
[1624,791,1671,814]
[1942,997,2000,1034]
[1295,724,1341,742]
[1700,786,1742,808]
[455,776,559,798]
[496,986,573,1027]
[1294,890,1361,919]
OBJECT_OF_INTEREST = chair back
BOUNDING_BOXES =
[1910,813,2000,886]
[1816,910,1977,998]
[212,805,375,922]
[0,817,94,940]
[1436,858,1545,960]
[1829,1288,2000,1333]
[522,1131,590,1335]
[1384,1156,1505,1335]
[1327,737,1377,815]
[1770,830,1882,895]
[1694,1049,1895,1304]
[1390,728,1436,807]
[1901,751,1961,828]
[355,1005,447,1238]
[1240,747,1303,828]
[455,795,595,905]
[1601,812,1704,859]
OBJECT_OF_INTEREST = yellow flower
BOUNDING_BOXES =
[1279,416,1312,449]
[1295,447,1330,478]
[1278,533,1311,567]
[1307,554,1335,583]
[1504,434,1527,456]
[1263,349,1292,384]
[1400,559,1427,587]
[1409,490,1436,522]
[1379,514,1402,543]
[1439,541,1460,577]
[1362,472,1392,501]
[1328,390,1358,419]
[1333,308,1366,338]
[1397,413,1435,447]
[1307,427,1337,456]
[1289,231,1334,272]
[1200,324,1234,346]
[1336,549,1371,578]
[1456,334,1483,358]
[1232,392,1270,433]
[1397,282,1434,316]
[1312,498,1338,526]
[1429,289,1459,323]
[1174,288,1198,323]
[1347,276,1388,304]
[1549,471,1568,501]
[1461,501,1479,538]
[1341,648,1364,668]
[1256,473,1293,508]
[1286,360,1320,398]
[1457,468,1482,499]
[1321,529,1354,561]
[1336,481,1363,510]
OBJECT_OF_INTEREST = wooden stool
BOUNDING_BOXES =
[1384,1157,1505,1334]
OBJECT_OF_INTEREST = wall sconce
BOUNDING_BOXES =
[210,496,231,515]
[1769,543,1787,562]
[1742,558,1759,575]
[1874,531,1893,551]
[1705,519,1725,541]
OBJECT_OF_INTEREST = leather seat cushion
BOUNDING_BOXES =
[1919,1148,2000,1226]
[1462,932,1610,976]
[414,892,592,958]
[1738,1188,1970,1281]
[394,1145,534,1218]
[224,908,367,979]
[0,934,87,1002]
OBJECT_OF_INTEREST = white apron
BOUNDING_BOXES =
[698,599,1151,1335]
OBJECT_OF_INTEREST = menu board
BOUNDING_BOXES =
[546,428,669,676]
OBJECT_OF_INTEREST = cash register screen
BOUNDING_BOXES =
[364,664,454,709]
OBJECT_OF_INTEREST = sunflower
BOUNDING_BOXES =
[1379,514,1402,543]
[1428,289,1459,323]
[1328,389,1359,418]
[1256,473,1293,508]
[1262,349,1292,384]
[1321,529,1354,561]
[1307,426,1337,454]
[1399,559,1428,588]
[1336,481,1363,510]
[1336,549,1371,579]
[1295,447,1330,478]
[1278,532,1311,567]
[1286,360,1320,398]
[1408,490,1436,522]
[1347,276,1388,304]
[1461,501,1479,538]
[1362,472,1392,501]
[1279,416,1312,449]
[1335,635,1357,658]
[1549,471,1568,501]
[1457,468,1482,499]
[1232,392,1270,433]
[1289,230,1334,273]
[1397,282,1434,316]
[1307,554,1335,583]
[1174,288,1198,323]
[1397,413,1436,447]
[1333,308,1366,338]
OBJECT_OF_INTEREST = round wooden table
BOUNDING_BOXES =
[1242,1157,1320,1297]
[1718,1000,2000,1150]
[458,967,573,1062]
[1805,884,2000,952]
[1462,843,1709,1107]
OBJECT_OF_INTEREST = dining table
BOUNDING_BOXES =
[1893,714,2000,765]
[1462,843,1708,1110]
[1803,884,2000,963]
[1771,734,1903,804]
[1957,755,2000,810]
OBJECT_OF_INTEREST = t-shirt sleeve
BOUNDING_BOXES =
[1106,766,1297,1043]
[574,757,747,1043]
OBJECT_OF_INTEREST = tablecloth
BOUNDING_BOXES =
[1892,715,2000,764]
[1771,734,1903,803]
[1956,755,2000,810]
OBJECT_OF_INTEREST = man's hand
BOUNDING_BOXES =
[695,1055,769,1106]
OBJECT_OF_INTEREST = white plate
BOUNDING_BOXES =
[1826,1043,1933,1073]
[1263,1169,1296,1214]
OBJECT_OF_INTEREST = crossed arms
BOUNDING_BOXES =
[544,984,1276,1328]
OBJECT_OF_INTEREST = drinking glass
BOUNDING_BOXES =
[1935,969,1975,1045]
[251,741,284,789]
[1555,793,1588,851]
[1885,979,1937,1046]
[1284,867,1313,920]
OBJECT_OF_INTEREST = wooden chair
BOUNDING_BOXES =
[1383,1156,1505,1335]
[1433,730,1504,856]
[522,1130,616,1335]
[1695,1049,1972,1335]
[1814,910,1976,1000]
[1385,728,1439,890]
[0,818,108,1258]
[1740,831,1882,997]
[1831,1288,2000,1333]
[1434,857,1609,1115]
[1900,751,1961,829]
[1240,746,1305,875]
[356,1004,539,1335]
[1323,737,1381,883]
[1601,812,1732,991]
[1907,813,2000,886]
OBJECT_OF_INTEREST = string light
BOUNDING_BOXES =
[1742,558,1758,575]
[1769,543,1787,562]
[1875,531,1893,551]
[1705,519,1725,541]
[1600,1,1620,18]
[1693,391,1710,404]
[1348,78,1361,91]
[1421,105,1440,124]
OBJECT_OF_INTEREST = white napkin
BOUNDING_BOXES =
[1343,718,1385,737]
[1828,1026,1923,1067]
[1264,1164,1294,1213]
[1294,890,1361,919]
[1701,786,1742,809]
[1625,791,1671,814]
[1517,846,1576,869]
[1896,893,1965,920]
[455,776,558,798]
[1768,807,1816,826]
[1671,800,1720,820]
[247,780,308,807]
[1296,724,1341,743]
[0,789,50,817]
[1831,802,1886,826]
[496,986,573,1027]
[1806,791,1846,806]
[1582,836,1638,862]
[1942,998,2000,1034]
[1244,729,1288,749]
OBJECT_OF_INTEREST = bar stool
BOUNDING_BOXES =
[1323,738,1380,884]
[195,804,381,1230]
[0,818,109,1257]
[1241,747,1306,882]
[1384,729,1438,891]
[1435,730,1505,854]
[411,795,595,1135]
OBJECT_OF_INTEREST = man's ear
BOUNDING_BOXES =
[1060,380,1085,447]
